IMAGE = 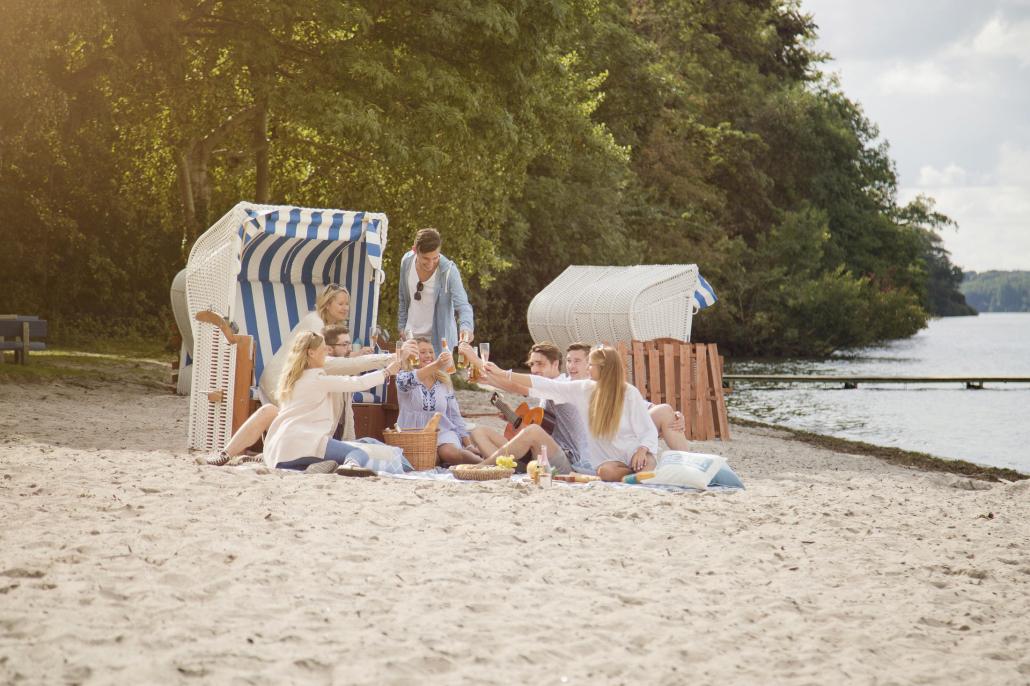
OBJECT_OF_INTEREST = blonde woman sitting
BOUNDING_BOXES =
[481,346,658,482]
[258,284,393,432]
[395,337,480,466]
[207,285,396,465]
[262,331,406,473]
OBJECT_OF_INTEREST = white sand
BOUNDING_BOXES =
[2,380,1029,684]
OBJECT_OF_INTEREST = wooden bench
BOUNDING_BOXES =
[615,338,730,441]
[0,316,48,364]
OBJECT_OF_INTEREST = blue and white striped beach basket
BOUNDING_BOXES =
[182,202,390,451]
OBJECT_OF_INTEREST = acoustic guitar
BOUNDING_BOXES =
[490,392,556,440]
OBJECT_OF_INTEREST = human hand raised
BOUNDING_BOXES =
[399,339,419,362]
[438,350,454,370]
[458,341,481,367]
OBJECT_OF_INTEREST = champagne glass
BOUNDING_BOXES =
[478,342,490,363]
[371,325,390,350]
[395,340,406,369]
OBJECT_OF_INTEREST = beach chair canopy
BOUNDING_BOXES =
[179,201,389,450]
[526,265,717,352]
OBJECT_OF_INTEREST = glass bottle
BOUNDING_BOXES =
[441,338,457,374]
[538,444,552,487]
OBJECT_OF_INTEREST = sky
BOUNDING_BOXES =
[802,0,1030,272]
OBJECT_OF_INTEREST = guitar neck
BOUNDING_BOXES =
[490,394,519,425]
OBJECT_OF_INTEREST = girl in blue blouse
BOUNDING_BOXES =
[395,337,480,466]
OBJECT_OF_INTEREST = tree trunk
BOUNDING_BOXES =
[254,95,270,204]
[175,148,200,251]
[174,105,258,247]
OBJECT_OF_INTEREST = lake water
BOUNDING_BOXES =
[725,313,1030,474]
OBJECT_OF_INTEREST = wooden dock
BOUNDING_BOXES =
[723,375,1030,389]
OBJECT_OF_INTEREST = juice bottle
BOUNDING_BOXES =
[538,445,552,487]
[441,338,457,374]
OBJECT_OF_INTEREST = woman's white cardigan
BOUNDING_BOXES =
[257,311,392,439]
[263,367,388,468]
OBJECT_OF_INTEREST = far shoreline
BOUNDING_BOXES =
[730,416,1029,482]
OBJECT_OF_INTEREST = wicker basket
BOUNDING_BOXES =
[449,466,515,481]
[383,427,438,471]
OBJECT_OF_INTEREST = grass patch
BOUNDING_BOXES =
[0,348,174,390]
[731,416,1028,482]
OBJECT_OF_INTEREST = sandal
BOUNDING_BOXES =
[204,451,230,466]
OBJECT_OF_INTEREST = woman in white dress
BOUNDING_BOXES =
[207,284,407,465]
[481,346,658,482]
[262,331,405,473]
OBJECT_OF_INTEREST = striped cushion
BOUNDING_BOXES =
[234,207,388,403]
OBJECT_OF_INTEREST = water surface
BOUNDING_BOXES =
[726,313,1030,474]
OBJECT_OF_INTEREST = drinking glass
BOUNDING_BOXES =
[403,329,419,367]
[478,342,490,363]
[371,325,390,349]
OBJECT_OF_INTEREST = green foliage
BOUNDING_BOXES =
[961,271,1030,312]
[0,0,971,361]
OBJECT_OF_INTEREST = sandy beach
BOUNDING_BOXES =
[2,378,1029,685]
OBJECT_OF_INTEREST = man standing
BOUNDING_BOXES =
[398,228,474,354]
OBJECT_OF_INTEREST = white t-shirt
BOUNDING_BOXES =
[527,377,659,469]
[406,262,438,337]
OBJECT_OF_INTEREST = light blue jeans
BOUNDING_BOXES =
[325,438,412,474]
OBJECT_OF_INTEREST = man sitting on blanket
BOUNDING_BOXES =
[464,342,592,476]
[563,341,691,451]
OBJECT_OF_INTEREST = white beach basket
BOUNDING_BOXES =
[527,265,700,351]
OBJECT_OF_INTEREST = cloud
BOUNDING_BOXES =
[873,51,1004,95]
[917,164,969,187]
[874,14,1030,96]
[997,141,1030,184]
[876,61,964,95]
[902,143,1030,270]
[966,15,1030,66]
[805,1,1030,270]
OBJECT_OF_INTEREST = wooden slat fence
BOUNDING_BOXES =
[615,338,730,441]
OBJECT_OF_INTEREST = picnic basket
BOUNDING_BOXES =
[383,413,440,471]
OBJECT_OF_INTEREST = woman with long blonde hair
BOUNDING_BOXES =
[480,346,658,482]
[261,331,408,473]
[394,337,481,466]
[205,284,397,466]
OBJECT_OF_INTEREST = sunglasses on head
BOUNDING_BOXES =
[413,281,424,301]
[322,283,345,295]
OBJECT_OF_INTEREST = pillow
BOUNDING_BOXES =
[650,452,728,489]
